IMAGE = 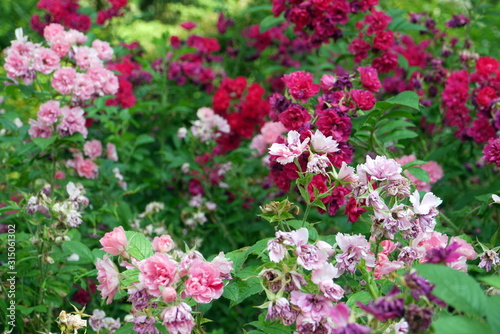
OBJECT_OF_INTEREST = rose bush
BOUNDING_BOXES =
[0,0,499,333]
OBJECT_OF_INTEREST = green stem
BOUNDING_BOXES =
[439,212,460,234]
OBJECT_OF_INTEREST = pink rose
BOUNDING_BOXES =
[152,235,175,253]
[84,140,103,160]
[100,226,128,256]
[96,255,120,304]
[161,302,194,334]
[107,143,119,161]
[73,154,98,179]
[58,106,88,138]
[33,47,60,74]
[92,40,114,60]
[37,100,61,125]
[28,119,52,139]
[43,23,65,43]
[138,253,179,297]
[52,67,76,95]
[211,252,233,279]
[161,286,177,303]
[184,260,224,303]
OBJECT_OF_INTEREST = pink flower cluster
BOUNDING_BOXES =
[65,140,118,179]
[28,100,88,139]
[396,155,444,191]
[268,69,381,212]
[95,229,233,333]
[188,107,230,142]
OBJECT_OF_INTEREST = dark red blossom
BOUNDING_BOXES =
[351,89,376,110]
[279,104,312,131]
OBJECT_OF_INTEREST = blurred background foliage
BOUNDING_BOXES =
[1,0,499,57]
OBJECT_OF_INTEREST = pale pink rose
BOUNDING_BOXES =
[50,36,71,57]
[269,130,310,165]
[161,286,177,303]
[267,239,287,262]
[179,251,204,277]
[138,253,179,297]
[92,40,114,60]
[357,155,402,184]
[161,302,194,334]
[73,73,95,101]
[396,155,444,191]
[37,100,61,125]
[74,46,102,70]
[320,74,336,91]
[100,226,127,256]
[96,255,120,304]
[250,134,267,155]
[316,241,335,258]
[374,253,404,279]
[337,161,359,183]
[33,47,60,74]
[4,52,30,78]
[52,67,76,95]
[65,29,88,45]
[73,153,98,179]
[409,190,442,215]
[423,161,444,184]
[7,40,37,57]
[184,260,224,303]
[28,119,52,138]
[43,23,65,43]
[211,252,233,279]
[310,130,339,153]
[311,262,340,283]
[306,153,331,174]
[412,231,448,260]
[107,143,119,161]
[58,106,88,138]
[450,236,477,260]
[87,67,118,96]
[152,235,175,253]
[261,121,286,144]
[197,107,215,119]
[84,140,103,160]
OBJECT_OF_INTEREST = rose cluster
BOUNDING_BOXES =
[95,227,233,334]
[266,68,381,204]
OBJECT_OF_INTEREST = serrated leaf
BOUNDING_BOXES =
[346,291,373,309]
[381,129,418,143]
[32,136,57,151]
[125,231,154,260]
[223,277,263,307]
[384,91,421,110]
[113,323,134,334]
[406,166,430,183]
[478,276,500,290]
[135,134,155,146]
[416,264,488,317]
[259,15,285,33]
[62,240,95,263]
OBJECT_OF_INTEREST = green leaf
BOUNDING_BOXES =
[61,133,84,143]
[32,136,57,151]
[406,166,430,183]
[346,291,373,309]
[478,275,500,290]
[401,160,428,169]
[381,129,418,143]
[416,264,488,317]
[125,231,154,260]
[433,316,492,334]
[377,120,415,134]
[259,15,285,33]
[486,295,500,333]
[135,134,155,146]
[62,240,95,264]
[120,268,141,288]
[383,91,421,110]
[113,323,134,334]
[222,277,263,307]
